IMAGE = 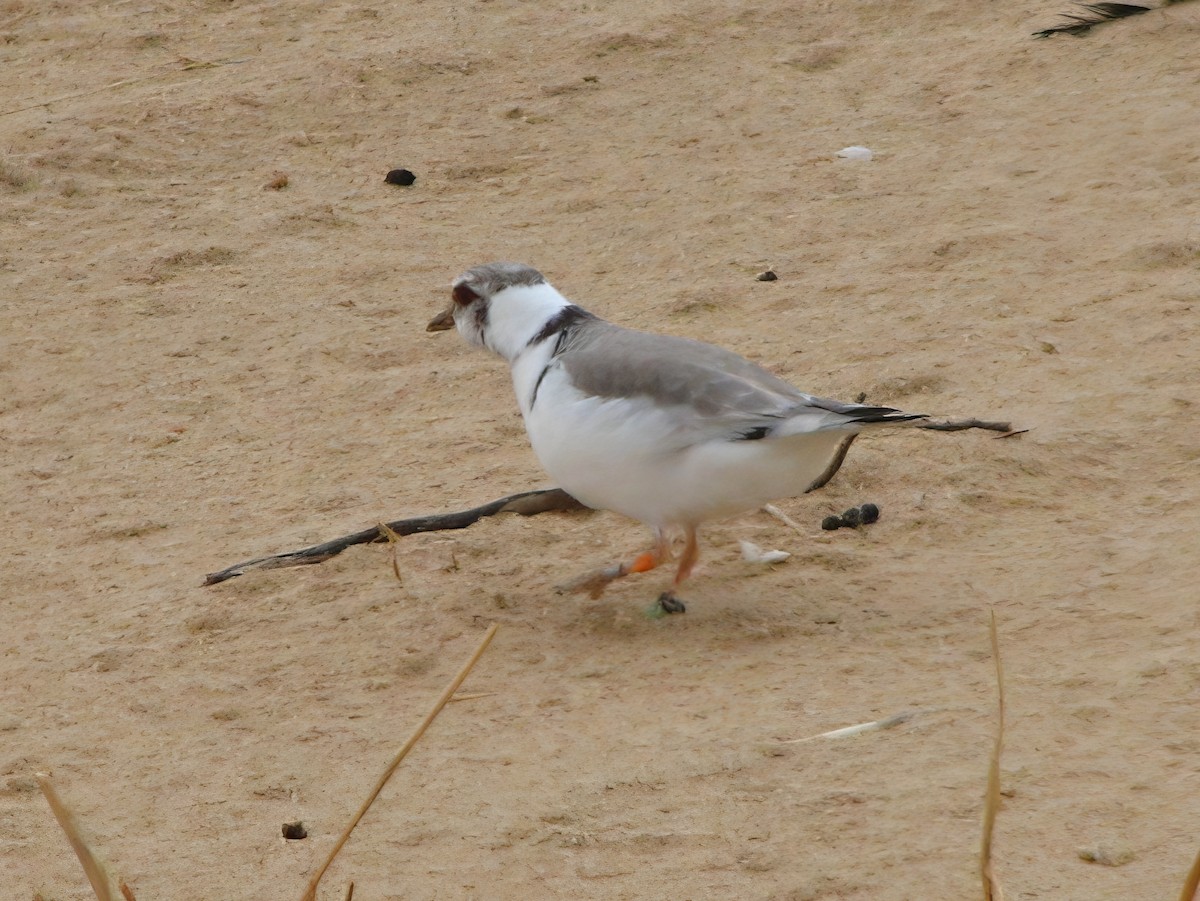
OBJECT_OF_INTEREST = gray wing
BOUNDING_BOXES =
[561,322,800,418]
[559,321,924,441]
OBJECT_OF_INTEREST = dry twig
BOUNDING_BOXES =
[300,623,500,901]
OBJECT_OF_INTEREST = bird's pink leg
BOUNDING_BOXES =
[657,525,698,614]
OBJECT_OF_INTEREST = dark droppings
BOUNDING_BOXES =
[821,504,881,531]
[282,821,308,840]
[384,168,416,186]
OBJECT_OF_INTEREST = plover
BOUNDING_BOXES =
[428,262,926,613]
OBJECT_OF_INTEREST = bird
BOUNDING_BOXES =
[427,262,927,613]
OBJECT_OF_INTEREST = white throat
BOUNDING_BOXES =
[471,282,573,363]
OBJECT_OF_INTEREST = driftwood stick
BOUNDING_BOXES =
[204,417,1010,585]
[203,488,584,586]
[856,392,1012,436]
[919,418,1013,434]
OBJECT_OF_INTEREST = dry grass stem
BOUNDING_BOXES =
[449,691,498,703]
[377,521,404,583]
[300,623,500,901]
[1178,843,1200,901]
[981,610,1006,901]
[1,58,251,118]
[762,503,805,535]
[344,882,355,901]
[36,773,115,901]
[780,710,921,744]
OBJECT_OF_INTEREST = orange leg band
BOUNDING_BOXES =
[628,551,659,574]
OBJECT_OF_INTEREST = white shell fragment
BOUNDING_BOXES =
[836,146,873,161]
[739,540,791,565]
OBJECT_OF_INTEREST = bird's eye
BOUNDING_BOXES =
[452,283,480,306]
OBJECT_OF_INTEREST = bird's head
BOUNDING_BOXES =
[428,262,573,361]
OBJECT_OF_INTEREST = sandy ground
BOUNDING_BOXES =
[2,1,1199,899]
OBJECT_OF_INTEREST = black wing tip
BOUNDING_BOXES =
[735,425,772,441]
[1033,2,1150,37]
[846,408,929,425]
[805,396,927,424]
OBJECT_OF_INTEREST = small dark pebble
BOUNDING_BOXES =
[859,503,880,524]
[820,515,842,531]
[756,269,778,282]
[384,168,416,186]
[840,507,862,527]
[282,821,307,840]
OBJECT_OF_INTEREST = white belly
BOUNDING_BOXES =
[520,367,848,528]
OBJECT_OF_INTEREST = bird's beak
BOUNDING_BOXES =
[426,305,455,332]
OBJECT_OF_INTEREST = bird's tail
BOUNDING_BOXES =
[799,403,926,492]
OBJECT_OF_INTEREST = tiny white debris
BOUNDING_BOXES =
[836,146,873,161]
[739,540,791,565]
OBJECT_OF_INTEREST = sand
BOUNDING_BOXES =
[2,1,1199,898]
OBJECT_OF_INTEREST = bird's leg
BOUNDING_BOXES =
[657,526,698,614]
[557,529,672,599]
